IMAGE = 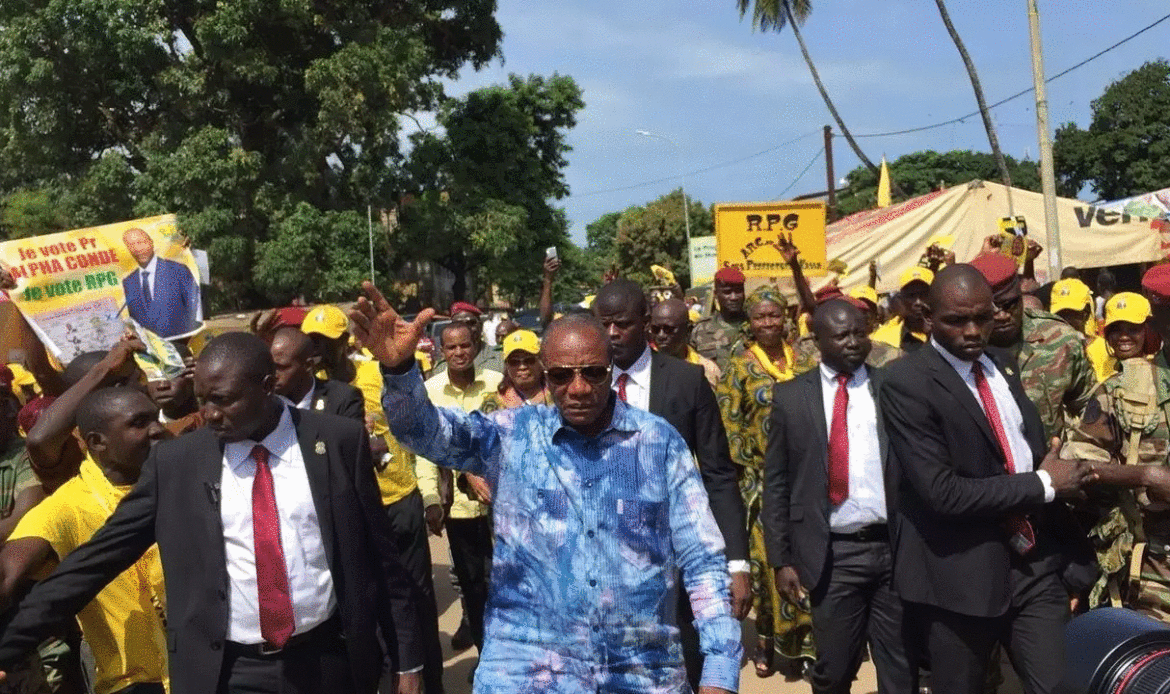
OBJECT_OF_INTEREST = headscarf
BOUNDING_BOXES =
[745,285,787,313]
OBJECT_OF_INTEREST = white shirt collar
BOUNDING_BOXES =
[930,337,995,379]
[141,255,158,276]
[615,344,653,384]
[819,361,868,387]
[294,380,317,410]
[223,403,298,472]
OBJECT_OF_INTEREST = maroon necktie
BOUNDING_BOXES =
[616,373,629,403]
[971,362,1037,555]
[251,445,295,647]
[827,373,850,505]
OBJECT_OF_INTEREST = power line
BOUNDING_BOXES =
[573,129,821,198]
[776,147,824,200]
[854,10,1170,139]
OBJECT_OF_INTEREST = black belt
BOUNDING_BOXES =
[225,614,341,658]
[830,524,889,543]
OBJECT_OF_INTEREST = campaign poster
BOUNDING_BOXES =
[714,201,828,278]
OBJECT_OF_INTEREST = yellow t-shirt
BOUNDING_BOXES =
[418,369,502,519]
[1087,336,1117,384]
[10,467,167,694]
[348,353,419,506]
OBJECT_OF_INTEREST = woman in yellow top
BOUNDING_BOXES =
[480,330,549,413]
[716,286,813,678]
[1089,292,1158,383]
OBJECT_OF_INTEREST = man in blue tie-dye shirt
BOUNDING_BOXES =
[351,283,741,694]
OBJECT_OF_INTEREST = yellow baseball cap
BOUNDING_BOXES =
[1049,279,1093,315]
[502,329,540,359]
[899,267,934,289]
[1104,292,1151,329]
[848,285,880,308]
[301,305,349,340]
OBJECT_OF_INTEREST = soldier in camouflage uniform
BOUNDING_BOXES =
[692,266,749,370]
[972,254,1094,439]
[1067,289,1170,620]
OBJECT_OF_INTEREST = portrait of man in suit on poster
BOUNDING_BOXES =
[121,227,201,338]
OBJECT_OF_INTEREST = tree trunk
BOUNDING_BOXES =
[785,3,879,177]
[933,0,1014,203]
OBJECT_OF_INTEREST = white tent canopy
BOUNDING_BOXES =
[826,180,1169,294]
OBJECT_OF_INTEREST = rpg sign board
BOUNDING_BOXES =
[714,202,827,278]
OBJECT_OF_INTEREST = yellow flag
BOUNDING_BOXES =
[876,156,891,208]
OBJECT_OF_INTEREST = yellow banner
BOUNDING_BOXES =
[0,215,202,363]
[714,202,827,278]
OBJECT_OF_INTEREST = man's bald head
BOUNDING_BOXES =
[651,298,688,324]
[811,298,865,337]
[593,279,648,318]
[270,326,316,361]
[198,332,274,384]
[649,298,691,357]
[928,264,993,312]
[542,314,612,362]
[812,299,870,373]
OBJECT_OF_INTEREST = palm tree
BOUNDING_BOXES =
[736,0,880,178]
[932,0,1014,209]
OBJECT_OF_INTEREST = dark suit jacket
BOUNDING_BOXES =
[647,350,749,562]
[763,365,898,592]
[880,343,1096,618]
[0,407,421,694]
[123,257,201,338]
[311,378,365,421]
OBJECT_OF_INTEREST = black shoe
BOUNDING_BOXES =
[451,621,473,652]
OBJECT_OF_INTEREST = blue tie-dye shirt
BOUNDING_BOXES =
[382,364,741,693]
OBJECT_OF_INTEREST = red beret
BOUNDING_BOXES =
[1142,264,1170,302]
[814,285,845,304]
[969,254,1019,290]
[449,301,481,316]
[845,297,871,312]
[714,267,745,284]
[17,396,55,435]
[273,307,308,329]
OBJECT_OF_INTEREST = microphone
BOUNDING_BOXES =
[205,482,220,507]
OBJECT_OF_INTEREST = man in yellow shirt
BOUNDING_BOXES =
[872,267,933,352]
[300,305,445,693]
[420,323,501,659]
[0,387,167,694]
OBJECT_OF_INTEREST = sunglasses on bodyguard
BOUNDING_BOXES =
[544,364,612,387]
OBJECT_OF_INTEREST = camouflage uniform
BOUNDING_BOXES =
[1072,354,1170,619]
[790,334,902,376]
[1011,308,1095,440]
[691,312,747,371]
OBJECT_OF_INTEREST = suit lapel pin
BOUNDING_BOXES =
[315,441,326,455]
[314,399,325,411]
[1005,367,1015,376]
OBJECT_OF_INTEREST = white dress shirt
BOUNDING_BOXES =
[293,380,316,411]
[612,345,652,411]
[931,339,1055,502]
[138,255,158,298]
[221,405,337,644]
[819,364,888,532]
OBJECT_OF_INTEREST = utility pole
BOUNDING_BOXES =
[1027,0,1062,279]
[367,205,375,282]
[824,125,836,220]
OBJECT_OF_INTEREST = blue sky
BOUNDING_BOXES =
[434,0,1168,244]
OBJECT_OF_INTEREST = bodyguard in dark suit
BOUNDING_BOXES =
[270,326,365,420]
[121,227,201,339]
[593,280,750,689]
[764,299,913,693]
[880,265,1096,694]
[0,333,422,694]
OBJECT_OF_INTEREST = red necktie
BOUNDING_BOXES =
[971,362,1037,555]
[251,445,295,647]
[616,373,629,403]
[827,373,850,505]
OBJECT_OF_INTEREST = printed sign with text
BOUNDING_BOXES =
[714,202,828,278]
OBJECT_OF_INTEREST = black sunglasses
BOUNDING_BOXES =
[545,364,612,387]
[648,323,682,335]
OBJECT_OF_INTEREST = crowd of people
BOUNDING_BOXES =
[0,233,1166,694]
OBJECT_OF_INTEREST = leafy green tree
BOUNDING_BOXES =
[581,211,621,281]
[614,189,712,288]
[836,150,1041,217]
[0,0,503,310]
[395,74,585,305]
[1054,60,1170,201]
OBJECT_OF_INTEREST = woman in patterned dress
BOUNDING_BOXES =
[717,286,814,679]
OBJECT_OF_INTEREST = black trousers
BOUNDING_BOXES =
[216,623,355,694]
[446,516,493,652]
[385,489,445,694]
[912,567,1069,694]
[808,538,914,694]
